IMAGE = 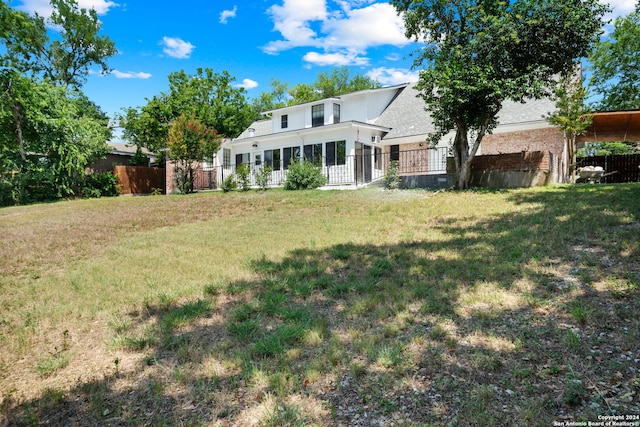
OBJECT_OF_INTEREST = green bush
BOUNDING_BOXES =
[221,174,237,192]
[82,171,119,198]
[283,161,327,190]
[235,164,251,191]
[255,166,273,191]
[129,146,150,166]
[383,160,401,189]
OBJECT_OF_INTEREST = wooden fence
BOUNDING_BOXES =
[115,166,166,194]
[577,154,640,183]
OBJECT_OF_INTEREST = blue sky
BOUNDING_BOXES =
[10,0,637,127]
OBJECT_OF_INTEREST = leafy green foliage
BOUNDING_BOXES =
[255,166,273,190]
[577,142,640,157]
[221,174,237,192]
[167,114,221,194]
[391,0,608,189]
[129,146,149,166]
[235,164,251,191]
[120,68,255,152]
[546,73,593,181]
[283,161,327,190]
[383,160,401,189]
[588,10,640,111]
[82,171,119,198]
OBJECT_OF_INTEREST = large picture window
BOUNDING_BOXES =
[235,153,250,167]
[304,143,323,166]
[312,104,324,127]
[283,146,301,169]
[264,149,281,169]
[326,140,346,166]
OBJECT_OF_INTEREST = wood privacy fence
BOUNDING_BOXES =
[577,154,640,183]
[114,166,166,194]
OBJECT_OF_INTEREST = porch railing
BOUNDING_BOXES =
[193,147,450,190]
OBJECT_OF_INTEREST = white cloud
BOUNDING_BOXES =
[603,0,636,19]
[263,0,329,53]
[322,3,410,50]
[235,79,259,90]
[17,0,118,17]
[111,70,152,79]
[219,6,237,24]
[161,37,195,59]
[367,67,419,85]
[262,0,411,69]
[303,50,369,67]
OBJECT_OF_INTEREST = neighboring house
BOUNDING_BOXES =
[212,83,562,188]
[90,141,158,173]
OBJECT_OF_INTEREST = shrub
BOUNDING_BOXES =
[383,160,401,189]
[235,164,251,191]
[255,166,273,191]
[221,174,237,192]
[129,146,150,166]
[82,171,119,198]
[283,161,327,190]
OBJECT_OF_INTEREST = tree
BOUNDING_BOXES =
[0,0,115,203]
[120,68,254,152]
[546,72,593,183]
[588,10,640,111]
[288,67,381,105]
[391,0,608,189]
[167,114,221,194]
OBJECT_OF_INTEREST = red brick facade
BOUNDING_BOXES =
[482,127,564,159]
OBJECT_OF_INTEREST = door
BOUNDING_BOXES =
[355,143,373,184]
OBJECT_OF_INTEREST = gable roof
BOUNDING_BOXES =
[236,84,557,143]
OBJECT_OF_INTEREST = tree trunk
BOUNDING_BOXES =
[453,125,471,190]
[10,100,27,162]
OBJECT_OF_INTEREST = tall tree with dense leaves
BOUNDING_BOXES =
[0,0,116,203]
[391,0,608,189]
[588,10,640,111]
[120,68,254,152]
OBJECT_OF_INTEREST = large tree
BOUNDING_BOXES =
[120,68,254,152]
[588,9,640,111]
[0,0,116,203]
[391,0,608,189]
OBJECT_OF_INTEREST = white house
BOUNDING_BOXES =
[211,83,561,188]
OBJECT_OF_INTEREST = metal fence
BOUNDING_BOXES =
[193,147,450,190]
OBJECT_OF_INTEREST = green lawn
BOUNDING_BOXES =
[1,185,639,426]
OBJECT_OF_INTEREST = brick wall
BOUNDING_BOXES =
[471,151,551,172]
[482,127,564,159]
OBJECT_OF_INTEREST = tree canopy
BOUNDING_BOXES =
[0,0,116,205]
[588,9,640,111]
[120,68,254,153]
[252,67,381,116]
[391,0,608,189]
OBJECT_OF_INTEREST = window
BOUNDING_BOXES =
[223,148,231,167]
[255,154,261,166]
[304,143,323,166]
[333,103,341,124]
[235,153,250,167]
[281,114,288,129]
[283,146,301,169]
[326,140,346,166]
[390,145,400,161]
[312,104,324,127]
[375,147,382,170]
[264,149,281,169]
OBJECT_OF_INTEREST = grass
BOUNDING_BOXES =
[0,184,639,426]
